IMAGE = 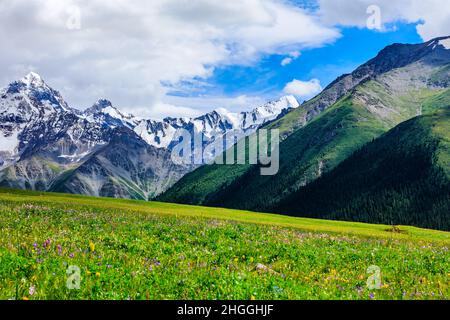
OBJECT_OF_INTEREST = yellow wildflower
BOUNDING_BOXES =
[89,242,95,252]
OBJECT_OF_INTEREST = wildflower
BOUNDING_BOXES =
[22,297,29,301]
[369,293,375,299]
[249,257,254,263]
[89,242,95,252]
[234,258,239,263]
[250,295,256,301]
[69,253,75,259]
[86,271,92,276]
[29,286,36,296]
[95,272,101,277]
[57,244,62,255]
[43,239,51,249]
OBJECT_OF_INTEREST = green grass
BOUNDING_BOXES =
[0,188,448,300]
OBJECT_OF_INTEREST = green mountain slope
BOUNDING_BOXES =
[159,39,450,209]
[159,86,449,209]
[274,108,450,231]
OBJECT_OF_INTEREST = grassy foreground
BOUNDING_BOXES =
[0,188,448,300]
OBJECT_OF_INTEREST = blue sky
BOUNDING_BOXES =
[170,23,423,105]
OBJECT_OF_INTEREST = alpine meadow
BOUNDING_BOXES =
[0,0,449,305]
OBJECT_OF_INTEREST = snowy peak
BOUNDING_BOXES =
[21,72,45,86]
[205,95,299,129]
[134,95,299,152]
[84,99,138,128]
[85,99,114,114]
[253,95,299,116]
[209,95,298,120]
[1,72,69,115]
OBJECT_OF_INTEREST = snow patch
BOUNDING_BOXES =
[21,72,44,86]
[0,130,20,154]
[438,38,450,50]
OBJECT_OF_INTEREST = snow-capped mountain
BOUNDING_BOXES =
[0,72,71,167]
[83,99,140,129]
[0,72,299,198]
[133,95,299,152]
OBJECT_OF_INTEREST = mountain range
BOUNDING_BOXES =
[1,36,449,230]
[0,73,298,199]
[158,36,450,230]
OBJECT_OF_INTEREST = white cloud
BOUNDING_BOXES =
[281,57,293,66]
[0,0,339,118]
[283,79,322,99]
[318,0,450,40]
[280,50,301,66]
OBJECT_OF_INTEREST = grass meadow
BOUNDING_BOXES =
[0,188,448,300]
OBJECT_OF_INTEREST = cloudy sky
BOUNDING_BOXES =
[0,0,449,119]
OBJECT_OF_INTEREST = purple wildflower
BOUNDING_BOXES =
[43,239,51,249]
